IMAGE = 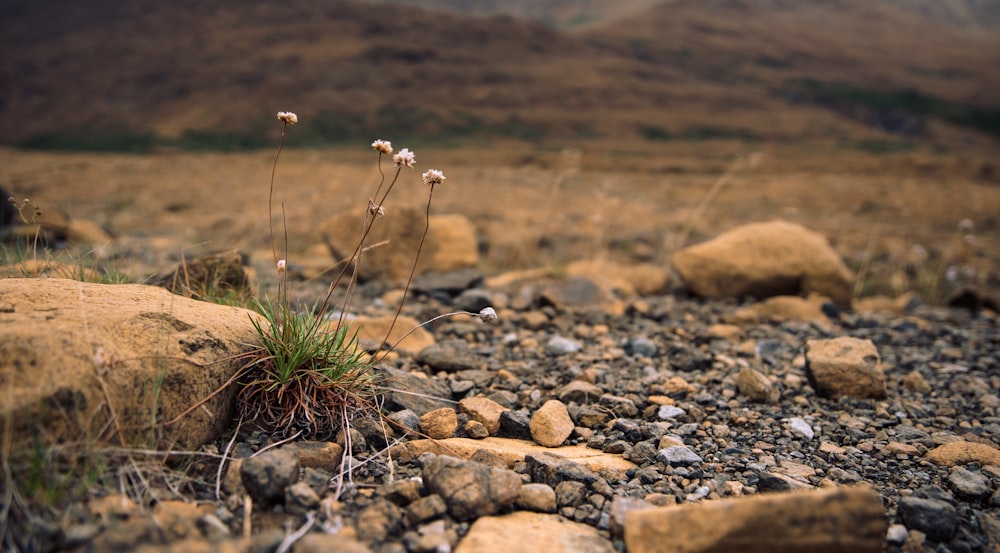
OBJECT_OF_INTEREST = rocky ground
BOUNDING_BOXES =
[1,143,998,552]
[2,258,998,552]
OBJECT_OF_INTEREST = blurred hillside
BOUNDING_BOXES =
[1,0,998,151]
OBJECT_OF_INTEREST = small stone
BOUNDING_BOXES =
[805,337,886,399]
[547,335,582,355]
[465,420,490,439]
[902,370,931,393]
[657,405,686,420]
[498,410,533,440]
[405,519,457,553]
[406,494,448,525]
[786,418,814,440]
[355,500,402,542]
[736,367,778,403]
[516,483,557,513]
[287,440,344,473]
[285,482,320,515]
[884,442,920,456]
[459,511,614,553]
[422,456,522,521]
[627,337,658,357]
[530,400,575,448]
[295,533,372,553]
[240,448,300,506]
[886,524,909,545]
[420,408,459,440]
[657,446,702,467]
[898,495,957,543]
[388,409,421,432]
[459,397,508,435]
[557,380,604,404]
[947,466,992,499]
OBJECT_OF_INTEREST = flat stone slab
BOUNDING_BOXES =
[456,511,614,553]
[392,437,635,481]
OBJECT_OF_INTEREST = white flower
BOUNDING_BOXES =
[392,148,415,168]
[422,169,446,187]
[478,307,498,324]
[371,139,393,154]
[276,111,298,125]
[277,259,287,273]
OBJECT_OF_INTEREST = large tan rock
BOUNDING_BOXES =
[0,278,260,449]
[671,220,854,307]
[456,511,614,553]
[319,208,478,283]
[351,314,435,355]
[625,486,886,553]
[925,441,1000,467]
[805,337,886,399]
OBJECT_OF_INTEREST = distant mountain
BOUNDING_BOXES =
[1,0,997,150]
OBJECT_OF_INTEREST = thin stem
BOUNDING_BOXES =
[377,310,478,361]
[377,184,434,357]
[268,122,288,266]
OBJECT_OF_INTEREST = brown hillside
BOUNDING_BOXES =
[1,0,998,148]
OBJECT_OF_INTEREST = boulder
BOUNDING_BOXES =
[671,220,854,306]
[0,278,260,449]
[319,208,478,283]
[624,486,885,553]
[805,337,886,399]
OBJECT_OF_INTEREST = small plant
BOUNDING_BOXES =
[236,112,492,439]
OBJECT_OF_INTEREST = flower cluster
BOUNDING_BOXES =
[422,169,446,187]
[276,111,298,125]
[371,139,393,154]
[393,148,415,168]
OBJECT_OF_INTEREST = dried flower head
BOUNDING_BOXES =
[958,218,974,234]
[478,307,498,324]
[371,139,393,154]
[422,169,446,187]
[277,259,287,273]
[276,111,298,125]
[393,148,415,168]
[368,198,385,218]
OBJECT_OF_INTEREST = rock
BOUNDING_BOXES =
[625,486,885,553]
[320,208,478,282]
[416,343,486,372]
[736,367,778,403]
[565,258,670,296]
[453,288,494,313]
[387,409,420,432]
[657,446,703,467]
[671,220,854,307]
[465,419,490,439]
[609,496,656,538]
[902,370,932,393]
[419,408,458,440]
[886,524,909,545]
[557,380,604,404]
[353,315,435,354]
[898,495,958,542]
[406,494,448,525]
[355,500,402,542]
[626,337,658,357]
[925,441,1000,467]
[0,278,259,449]
[286,440,344,473]
[425,215,480,274]
[458,397,508,435]
[546,335,582,355]
[539,276,623,315]
[392,437,635,482]
[421,455,522,521]
[786,417,815,440]
[67,218,113,246]
[555,480,588,507]
[530,400,574,447]
[404,519,458,553]
[805,337,886,399]
[152,249,251,301]
[382,367,454,416]
[456,511,614,553]
[948,467,992,499]
[748,294,831,322]
[497,410,533,440]
[285,481,320,515]
[756,471,814,492]
[516,483,557,513]
[413,267,485,298]
[240,448,300,506]
[657,405,686,420]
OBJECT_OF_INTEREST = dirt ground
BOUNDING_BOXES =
[1,139,998,303]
